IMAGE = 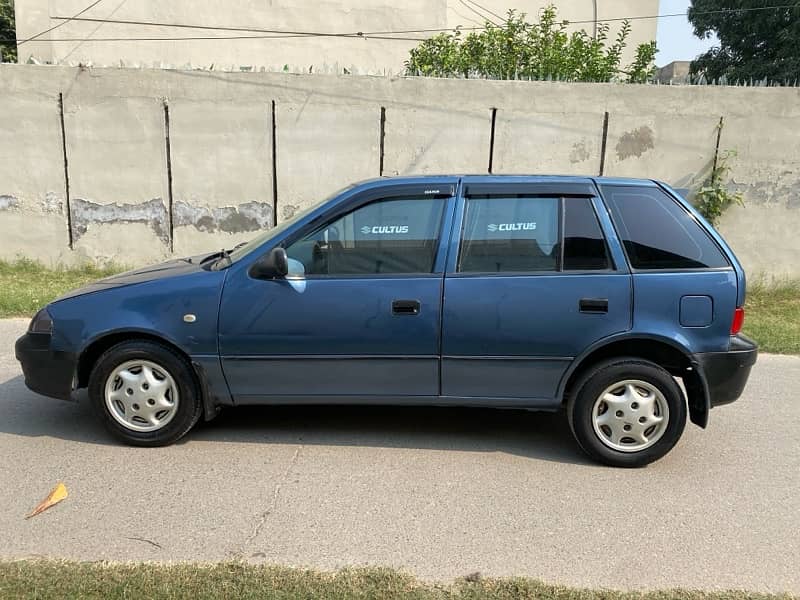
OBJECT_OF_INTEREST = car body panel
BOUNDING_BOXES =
[218,276,444,399]
[441,273,632,400]
[47,267,225,358]
[630,270,739,353]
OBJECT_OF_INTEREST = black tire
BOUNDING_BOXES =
[88,340,203,446]
[567,358,687,468]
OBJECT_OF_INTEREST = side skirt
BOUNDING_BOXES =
[231,394,561,410]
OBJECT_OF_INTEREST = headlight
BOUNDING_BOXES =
[29,308,53,334]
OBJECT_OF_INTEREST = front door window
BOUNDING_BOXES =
[285,196,447,276]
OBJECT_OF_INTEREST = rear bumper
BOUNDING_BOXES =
[15,332,77,401]
[694,334,758,408]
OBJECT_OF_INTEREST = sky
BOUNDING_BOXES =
[656,0,719,65]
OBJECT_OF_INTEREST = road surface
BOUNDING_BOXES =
[1,318,798,593]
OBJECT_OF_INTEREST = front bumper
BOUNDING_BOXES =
[694,334,758,408]
[15,332,77,401]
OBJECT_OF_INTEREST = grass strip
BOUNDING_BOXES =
[0,561,794,600]
[744,280,800,355]
[0,259,122,318]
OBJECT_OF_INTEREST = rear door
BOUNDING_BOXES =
[440,180,632,404]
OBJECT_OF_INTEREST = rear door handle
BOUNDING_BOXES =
[392,299,421,315]
[579,298,608,313]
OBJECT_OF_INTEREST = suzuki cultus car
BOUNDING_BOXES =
[16,176,757,467]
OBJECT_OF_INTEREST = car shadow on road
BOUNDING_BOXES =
[0,374,592,466]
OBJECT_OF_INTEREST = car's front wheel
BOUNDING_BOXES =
[88,340,203,446]
[567,358,687,467]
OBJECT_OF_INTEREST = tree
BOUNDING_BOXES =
[688,0,800,84]
[0,0,16,63]
[405,5,657,83]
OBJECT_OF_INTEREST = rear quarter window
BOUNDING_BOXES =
[600,185,729,270]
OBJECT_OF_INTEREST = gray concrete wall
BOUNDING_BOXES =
[13,0,658,74]
[0,64,798,279]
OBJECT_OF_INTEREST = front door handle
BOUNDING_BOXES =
[392,299,421,315]
[579,298,608,313]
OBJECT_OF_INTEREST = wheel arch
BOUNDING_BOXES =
[559,334,709,428]
[76,329,188,389]
[76,329,223,422]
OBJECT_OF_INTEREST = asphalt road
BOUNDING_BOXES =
[1,318,798,594]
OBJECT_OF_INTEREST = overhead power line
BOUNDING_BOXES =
[458,0,502,26]
[46,16,415,38]
[2,34,426,43]
[462,0,507,23]
[18,0,106,45]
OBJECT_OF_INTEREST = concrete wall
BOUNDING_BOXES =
[13,0,658,73]
[0,64,798,279]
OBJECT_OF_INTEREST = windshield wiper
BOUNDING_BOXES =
[209,242,248,271]
[211,248,232,270]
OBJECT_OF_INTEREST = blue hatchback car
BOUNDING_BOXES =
[16,176,757,467]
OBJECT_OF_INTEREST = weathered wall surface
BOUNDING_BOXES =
[0,64,798,278]
[0,90,70,263]
[276,101,379,220]
[64,95,171,264]
[14,0,658,73]
[169,99,274,256]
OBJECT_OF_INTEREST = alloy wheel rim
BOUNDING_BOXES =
[104,360,179,432]
[591,379,669,453]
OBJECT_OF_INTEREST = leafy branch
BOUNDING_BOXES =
[694,149,744,226]
[405,5,657,83]
[0,0,16,63]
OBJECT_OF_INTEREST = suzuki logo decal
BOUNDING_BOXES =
[487,222,537,232]
[360,225,410,235]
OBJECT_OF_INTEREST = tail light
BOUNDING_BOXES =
[730,307,745,335]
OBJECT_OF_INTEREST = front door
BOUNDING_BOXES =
[441,181,633,405]
[218,182,456,403]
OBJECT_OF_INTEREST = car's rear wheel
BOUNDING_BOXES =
[567,358,687,467]
[88,340,202,446]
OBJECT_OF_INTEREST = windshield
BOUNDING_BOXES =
[225,184,355,263]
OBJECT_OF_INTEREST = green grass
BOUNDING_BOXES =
[0,561,794,600]
[0,259,123,318]
[0,258,797,355]
[743,281,800,355]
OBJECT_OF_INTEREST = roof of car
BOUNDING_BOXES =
[352,175,659,189]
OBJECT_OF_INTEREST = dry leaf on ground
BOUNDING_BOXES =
[25,482,68,519]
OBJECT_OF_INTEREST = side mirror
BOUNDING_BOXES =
[250,247,288,279]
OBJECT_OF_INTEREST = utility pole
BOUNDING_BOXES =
[591,0,598,39]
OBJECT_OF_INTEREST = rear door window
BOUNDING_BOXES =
[457,195,613,274]
[563,198,611,271]
[600,185,729,270]
[458,196,560,273]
